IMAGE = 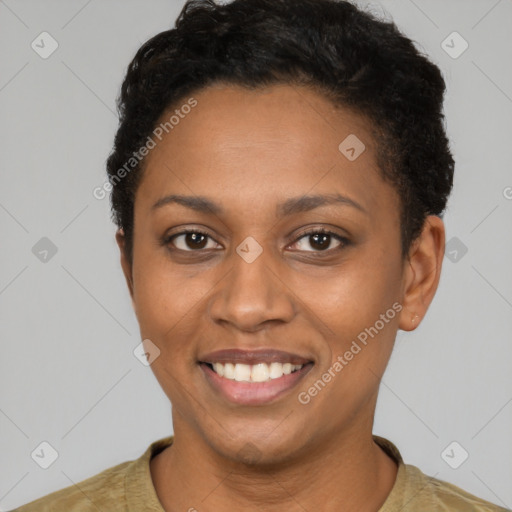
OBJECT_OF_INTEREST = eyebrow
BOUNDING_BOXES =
[151,192,367,216]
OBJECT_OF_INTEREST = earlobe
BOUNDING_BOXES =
[398,215,445,332]
[115,228,135,304]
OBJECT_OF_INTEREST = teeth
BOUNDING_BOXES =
[213,362,224,377]
[234,363,252,382]
[251,363,269,382]
[269,362,284,379]
[223,363,235,379]
[208,362,304,382]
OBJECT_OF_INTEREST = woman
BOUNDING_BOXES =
[14,0,509,510]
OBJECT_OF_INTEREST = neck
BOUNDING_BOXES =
[150,420,398,512]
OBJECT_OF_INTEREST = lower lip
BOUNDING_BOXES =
[199,362,313,405]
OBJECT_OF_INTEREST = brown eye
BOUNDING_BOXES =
[167,230,220,251]
[292,229,348,253]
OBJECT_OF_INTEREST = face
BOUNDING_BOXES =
[117,83,440,465]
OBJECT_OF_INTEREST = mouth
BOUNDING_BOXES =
[202,361,306,382]
[198,349,314,405]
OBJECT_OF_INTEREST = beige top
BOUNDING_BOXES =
[13,435,510,511]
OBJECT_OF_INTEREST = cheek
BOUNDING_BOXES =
[314,255,400,324]
[131,250,201,346]
[301,270,400,419]
[307,248,402,365]
[131,264,205,400]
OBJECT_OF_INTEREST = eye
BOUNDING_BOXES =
[290,228,349,253]
[165,229,221,251]
[163,227,349,254]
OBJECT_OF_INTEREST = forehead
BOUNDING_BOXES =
[136,83,396,218]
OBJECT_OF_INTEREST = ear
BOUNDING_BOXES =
[398,215,445,332]
[115,228,135,308]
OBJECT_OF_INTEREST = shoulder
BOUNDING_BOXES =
[11,458,135,512]
[374,436,510,512]
[402,463,510,512]
[10,436,175,512]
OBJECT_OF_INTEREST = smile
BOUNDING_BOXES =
[206,361,304,382]
[198,348,314,405]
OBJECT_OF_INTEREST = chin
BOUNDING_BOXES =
[202,424,308,469]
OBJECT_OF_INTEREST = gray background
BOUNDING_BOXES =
[1,0,511,509]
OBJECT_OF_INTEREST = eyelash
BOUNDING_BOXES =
[163,227,350,255]
[295,228,349,249]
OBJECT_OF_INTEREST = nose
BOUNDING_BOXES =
[207,247,296,332]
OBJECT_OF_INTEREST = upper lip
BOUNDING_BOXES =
[199,349,313,365]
